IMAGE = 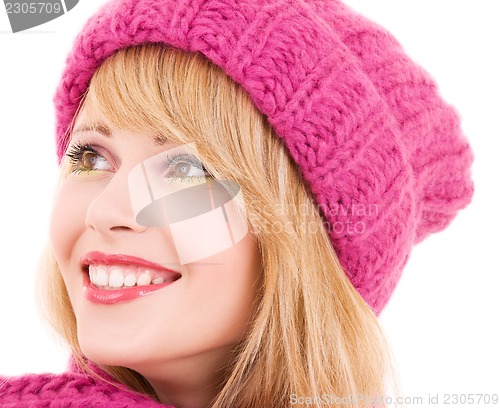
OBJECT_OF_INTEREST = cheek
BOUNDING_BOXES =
[185,235,262,342]
[49,179,92,272]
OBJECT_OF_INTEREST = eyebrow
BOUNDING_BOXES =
[71,122,172,146]
[72,123,112,138]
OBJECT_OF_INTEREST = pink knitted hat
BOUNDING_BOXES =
[53,0,474,314]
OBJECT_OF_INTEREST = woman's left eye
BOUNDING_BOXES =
[164,154,209,181]
[66,143,112,174]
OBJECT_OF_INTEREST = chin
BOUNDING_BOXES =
[75,318,151,368]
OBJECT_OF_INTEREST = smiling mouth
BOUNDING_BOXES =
[80,251,182,298]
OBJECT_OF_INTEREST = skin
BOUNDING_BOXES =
[49,103,262,408]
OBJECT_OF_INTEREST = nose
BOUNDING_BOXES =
[85,168,147,235]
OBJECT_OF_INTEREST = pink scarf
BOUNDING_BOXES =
[0,358,172,407]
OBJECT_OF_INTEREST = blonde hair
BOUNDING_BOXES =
[38,44,400,407]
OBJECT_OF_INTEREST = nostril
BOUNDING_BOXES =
[110,226,134,231]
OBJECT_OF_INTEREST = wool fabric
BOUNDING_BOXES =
[53,0,474,314]
[0,361,169,407]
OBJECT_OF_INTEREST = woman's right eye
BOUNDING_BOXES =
[66,143,112,174]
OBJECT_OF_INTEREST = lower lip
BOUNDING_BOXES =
[83,273,175,305]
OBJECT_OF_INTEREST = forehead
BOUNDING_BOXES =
[72,101,170,147]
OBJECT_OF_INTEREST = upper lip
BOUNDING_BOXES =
[80,251,182,277]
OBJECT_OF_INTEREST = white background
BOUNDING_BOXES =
[0,1,498,406]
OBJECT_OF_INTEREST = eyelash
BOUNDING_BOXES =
[65,143,211,180]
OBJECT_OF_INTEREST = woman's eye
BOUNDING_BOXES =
[164,154,209,182]
[66,143,112,174]
[171,161,206,178]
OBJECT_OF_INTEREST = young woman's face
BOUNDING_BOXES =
[49,103,261,380]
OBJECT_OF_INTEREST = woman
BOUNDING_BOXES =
[0,0,474,406]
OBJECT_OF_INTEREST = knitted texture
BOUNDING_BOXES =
[53,0,474,314]
[0,364,170,407]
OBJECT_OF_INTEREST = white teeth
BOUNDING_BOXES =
[95,265,109,286]
[109,267,125,288]
[88,265,178,289]
[123,274,137,287]
[137,272,152,286]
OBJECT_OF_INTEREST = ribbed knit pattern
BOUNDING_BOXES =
[0,368,170,407]
[53,0,474,314]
